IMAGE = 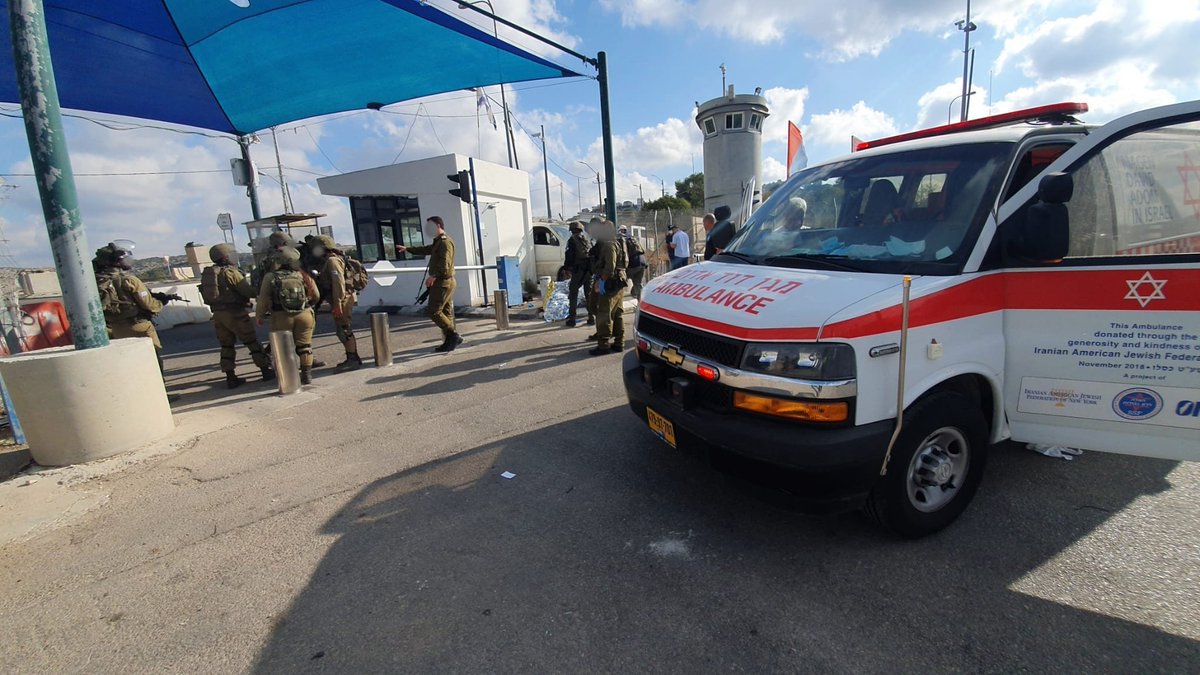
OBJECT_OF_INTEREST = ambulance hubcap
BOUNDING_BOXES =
[906,427,969,513]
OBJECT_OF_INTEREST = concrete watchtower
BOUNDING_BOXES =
[695,85,769,215]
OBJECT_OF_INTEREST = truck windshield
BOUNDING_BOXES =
[725,142,1012,274]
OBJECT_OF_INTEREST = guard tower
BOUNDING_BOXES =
[695,85,770,215]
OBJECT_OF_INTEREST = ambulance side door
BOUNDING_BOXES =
[995,101,1200,462]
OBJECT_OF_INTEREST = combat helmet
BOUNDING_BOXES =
[311,235,337,251]
[209,243,237,263]
[267,230,294,248]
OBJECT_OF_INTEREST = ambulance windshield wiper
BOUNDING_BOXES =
[762,253,866,273]
[714,250,759,265]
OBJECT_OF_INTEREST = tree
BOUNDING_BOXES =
[674,172,703,207]
[643,195,691,211]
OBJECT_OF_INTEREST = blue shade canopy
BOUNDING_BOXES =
[0,0,582,134]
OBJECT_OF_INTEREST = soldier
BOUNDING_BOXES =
[564,221,593,327]
[200,244,275,389]
[588,220,628,356]
[584,217,604,336]
[396,215,462,352]
[310,235,362,370]
[619,225,647,299]
[92,242,165,367]
[256,248,317,385]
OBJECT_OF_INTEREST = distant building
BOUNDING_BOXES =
[695,85,770,215]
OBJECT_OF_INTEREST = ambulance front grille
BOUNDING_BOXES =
[636,313,744,368]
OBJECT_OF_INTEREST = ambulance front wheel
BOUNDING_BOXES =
[865,392,989,538]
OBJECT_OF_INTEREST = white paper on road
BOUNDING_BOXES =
[500,471,516,479]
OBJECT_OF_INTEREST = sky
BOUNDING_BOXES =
[1,0,1199,266]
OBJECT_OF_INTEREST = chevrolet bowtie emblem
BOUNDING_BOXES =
[660,345,685,367]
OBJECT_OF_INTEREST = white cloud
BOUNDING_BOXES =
[806,101,899,152]
[761,87,809,146]
[761,156,786,183]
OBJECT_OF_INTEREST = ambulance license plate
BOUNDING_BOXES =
[646,407,677,448]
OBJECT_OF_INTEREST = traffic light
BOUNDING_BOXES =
[448,169,472,204]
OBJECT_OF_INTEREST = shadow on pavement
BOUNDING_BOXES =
[252,408,1198,672]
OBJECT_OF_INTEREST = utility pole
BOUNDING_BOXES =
[638,184,644,205]
[238,135,262,220]
[270,127,292,213]
[8,0,107,348]
[536,124,550,219]
[580,160,603,213]
[559,183,564,218]
[576,177,582,213]
[956,0,977,122]
[597,51,617,222]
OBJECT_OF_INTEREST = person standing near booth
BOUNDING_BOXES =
[397,216,462,353]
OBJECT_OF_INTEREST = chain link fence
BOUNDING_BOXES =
[614,208,708,282]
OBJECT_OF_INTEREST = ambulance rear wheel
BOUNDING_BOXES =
[865,392,988,538]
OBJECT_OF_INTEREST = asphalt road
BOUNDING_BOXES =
[0,311,1196,673]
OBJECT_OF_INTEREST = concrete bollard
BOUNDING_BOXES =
[494,290,510,330]
[269,330,301,395]
[370,312,392,367]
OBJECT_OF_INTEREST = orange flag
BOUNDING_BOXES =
[786,121,807,176]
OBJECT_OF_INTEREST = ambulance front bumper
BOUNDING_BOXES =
[622,351,891,512]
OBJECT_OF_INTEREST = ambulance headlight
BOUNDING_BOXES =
[741,343,856,381]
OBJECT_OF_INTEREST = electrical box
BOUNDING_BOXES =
[496,255,524,307]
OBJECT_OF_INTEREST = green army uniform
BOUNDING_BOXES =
[565,228,593,326]
[405,233,460,348]
[202,245,274,387]
[585,239,602,320]
[97,269,164,349]
[591,238,628,354]
[317,251,359,367]
[257,267,317,383]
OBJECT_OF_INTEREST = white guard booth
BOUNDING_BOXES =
[317,154,534,310]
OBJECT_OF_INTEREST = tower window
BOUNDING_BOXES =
[725,113,744,130]
[703,117,717,136]
[749,114,762,131]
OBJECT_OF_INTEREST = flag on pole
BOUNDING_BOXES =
[476,88,498,130]
[786,121,807,176]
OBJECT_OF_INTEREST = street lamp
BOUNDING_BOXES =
[648,174,667,198]
[955,0,978,123]
[579,160,603,212]
[948,90,976,124]
[457,0,515,169]
[531,125,551,219]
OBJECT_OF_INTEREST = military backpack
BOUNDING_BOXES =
[97,272,138,320]
[198,266,220,306]
[343,256,370,292]
[272,270,309,313]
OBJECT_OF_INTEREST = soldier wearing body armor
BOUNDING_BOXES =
[92,242,166,367]
[564,221,594,328]
[256,248,318,385]
[200,244,275,389]
[588,220,628,356]
[397,216,462,353]
[619,225,647,299]
[310,235,362,370]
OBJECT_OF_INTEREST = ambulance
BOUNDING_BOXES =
[623,101,1200,537]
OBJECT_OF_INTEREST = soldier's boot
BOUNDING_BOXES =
[611,339,625,353]
[336,353,363,371]
[588,341,611,357]
[312,358,327,368]
[585,333,601,341]
[299,368,312,385]
[260,367,276,382]
[564,318,577,327]
[225,372,246,389]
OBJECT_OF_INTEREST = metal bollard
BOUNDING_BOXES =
[494,290,509,330]
[370,312,392,367]
[269,330,301,395]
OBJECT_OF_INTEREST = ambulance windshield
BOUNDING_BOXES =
[725,142,1011,274]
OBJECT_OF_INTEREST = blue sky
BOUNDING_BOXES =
[2,0,1198,266]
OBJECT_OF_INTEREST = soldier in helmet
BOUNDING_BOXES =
[200,244,275,388]
[92,241,166,366]
[587,220,628,356]
[310,234,362,370]
[256,248,317,385]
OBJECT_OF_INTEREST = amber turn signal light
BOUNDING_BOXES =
[732,391,849,422]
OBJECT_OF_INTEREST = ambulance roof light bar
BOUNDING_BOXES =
[854,102,1089,152]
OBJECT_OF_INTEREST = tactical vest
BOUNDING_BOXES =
[97,271,140,321]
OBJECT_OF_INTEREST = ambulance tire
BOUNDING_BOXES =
[865,392,988,538]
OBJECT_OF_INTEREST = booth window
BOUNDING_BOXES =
[703,117,717,136]
[349,196,424,263]
[749,114,762,131]
[725,112,744,130]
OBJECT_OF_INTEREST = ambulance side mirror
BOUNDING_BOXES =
[1011,172,1072,262]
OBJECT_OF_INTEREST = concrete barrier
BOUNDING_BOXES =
[0,338,174,466]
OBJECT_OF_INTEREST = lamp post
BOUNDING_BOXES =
[579,160,603,213]
[955,0,978,123]
[649,174,667,197]
[458,0,515,169]
[948,90,976,124]
[532,125,551,219]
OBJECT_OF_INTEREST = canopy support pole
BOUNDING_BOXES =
[598,51,616,223]
[8,0,107,349]
[238,135,262,220]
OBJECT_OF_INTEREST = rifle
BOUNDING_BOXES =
[152,292,190,304]
[414,257,432,305]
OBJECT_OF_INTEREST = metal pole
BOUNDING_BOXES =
[596,172,603,211]
[468,157,488,306]
[880,275,913,475]
[270,127,290,213]
[238,136,262,220]
[500,85,514,168]
[576,177,582,212]
[540,124,551,220]
[369,312,392,367]
[8,0,108,350]
[598,51,618,223]
[269,330,301,394]
[959,0,972,123]
[494,290,509,330]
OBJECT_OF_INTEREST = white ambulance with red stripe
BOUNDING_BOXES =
[623,101,1200,537]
